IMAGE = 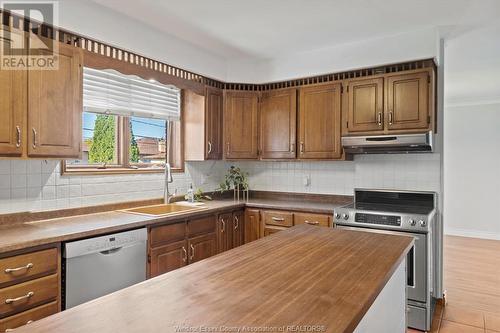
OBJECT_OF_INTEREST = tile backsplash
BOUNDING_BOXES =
[0,154,440,214]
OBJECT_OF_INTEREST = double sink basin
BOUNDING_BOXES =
[120,203,208,217]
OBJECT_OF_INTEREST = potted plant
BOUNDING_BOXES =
[217,166,249,202]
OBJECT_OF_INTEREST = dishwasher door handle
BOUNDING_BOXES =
[99,247,123,255]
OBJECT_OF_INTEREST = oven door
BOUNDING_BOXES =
[336,225,427,303]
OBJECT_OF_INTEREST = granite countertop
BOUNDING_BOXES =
[17,225,413,333]
[0,196,351,253]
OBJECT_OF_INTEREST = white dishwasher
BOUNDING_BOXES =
[63,228,147,309]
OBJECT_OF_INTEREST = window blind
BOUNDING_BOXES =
[83,67,181,120]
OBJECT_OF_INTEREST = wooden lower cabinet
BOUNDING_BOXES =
[0,246,61,332]
[244,209,261,244]
[149,240,187,278]
[294,212,331,227]
[148,216,218,278]
[188,233,217,264]
[217,210,245,254]
[264,226,288,236]
[0,301,58,332]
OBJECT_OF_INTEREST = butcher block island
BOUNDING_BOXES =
[18,225,413,333]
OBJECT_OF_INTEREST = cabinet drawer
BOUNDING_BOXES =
[262,211,293,227]
[149,222,186,248]
[187,216,216,237]
[0,248,57,287]
[0,274,58,317]
[264,226,288,237]
[294,213,330,227]
[0,301,58,332]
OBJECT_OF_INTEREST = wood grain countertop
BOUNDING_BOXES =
[0,197,350,254]
[17,225,413,333]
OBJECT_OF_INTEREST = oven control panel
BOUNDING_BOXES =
[355,213,401,226]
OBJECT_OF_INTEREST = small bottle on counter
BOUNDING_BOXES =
[187,184,195,203]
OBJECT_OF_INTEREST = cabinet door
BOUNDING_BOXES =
[224,91,259,159]
[260,89,297,159]
[27,40,83,158]
[188,233,217,264]
[346,78,384,133]
[244,209,261,243]
[298,83,342,159]
[217,213,233,253]
[232,211,245,249]
[386,71,430,131]
[205,87,223,160]
[149,240,187,278]
[0,32,26,156]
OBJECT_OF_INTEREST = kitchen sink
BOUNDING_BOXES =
[120,203,207,217]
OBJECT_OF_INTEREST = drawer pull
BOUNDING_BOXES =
[234,216,239,230]
[5,291,34,304]
[271,217,285,222]
[5,320,33,332]
[305,220,320,225]
[4,263,33,274]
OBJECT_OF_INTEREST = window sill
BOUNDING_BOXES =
[61,166,184,176]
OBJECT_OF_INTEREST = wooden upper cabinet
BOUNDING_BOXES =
[27,40,83,158]
[224,91,259,160]
[0,63,26,157]
[205,87,223,160]
[386,71,430,131]
[0,30,26,157]
[346,77,384,134]
[259,89,297,159]
[298,83,342,159]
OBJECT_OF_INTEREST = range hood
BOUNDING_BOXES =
[342,131,433,154]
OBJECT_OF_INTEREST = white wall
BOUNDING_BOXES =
[58,0,227,80]
[226,28,439,83]
[444,103,500,239]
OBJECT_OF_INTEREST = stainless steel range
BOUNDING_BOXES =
[334,189,442,331]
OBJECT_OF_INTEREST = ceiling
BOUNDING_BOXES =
[88,0,500,104]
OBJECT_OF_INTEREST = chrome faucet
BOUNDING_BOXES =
[164,163,176,204]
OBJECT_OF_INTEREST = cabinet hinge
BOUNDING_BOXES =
[427,76,431,84]
[341,86,344,94]
[346,121,349,128]
[147,254,151,263]
[427,115,431,124]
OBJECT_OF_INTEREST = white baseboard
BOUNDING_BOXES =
[444,227,500,240]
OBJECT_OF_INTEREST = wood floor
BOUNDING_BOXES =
[408,235,500,332]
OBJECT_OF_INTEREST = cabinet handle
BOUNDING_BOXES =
[221,219,225,233]
[377,112,383,126]
[182,246,187,263]
[271,217,285,222]
[300,142,304,153]
[5,263,33,274]
[226,142,230,156]
[234,215,239,230]
[15,126,21,148]
[290,143,295,153]
[5,291,34,304]
[207,141,212,154]
[305,220,320,225]
[5,321,33,332]
[189,244,195,261]
[389,111,393,125]
[32,128,37,149]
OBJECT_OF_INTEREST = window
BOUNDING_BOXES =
[63,67,183,175]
